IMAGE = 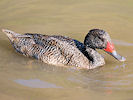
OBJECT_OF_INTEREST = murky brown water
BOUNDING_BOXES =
[0,0,133,100]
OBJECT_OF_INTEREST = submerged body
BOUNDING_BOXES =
[2,29,125,69]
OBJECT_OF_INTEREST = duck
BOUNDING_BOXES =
[2,29,126,69]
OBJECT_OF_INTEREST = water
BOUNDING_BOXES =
[0,0,133,100]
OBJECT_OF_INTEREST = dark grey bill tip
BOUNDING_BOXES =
[111,51,126,62]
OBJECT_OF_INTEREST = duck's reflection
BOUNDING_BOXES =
[14,79,63,88]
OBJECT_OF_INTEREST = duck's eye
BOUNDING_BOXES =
[97,35,105,42]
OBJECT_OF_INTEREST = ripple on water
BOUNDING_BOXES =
[14,79,63,88]
[113,39,133,46]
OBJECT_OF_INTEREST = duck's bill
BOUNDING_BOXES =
[104,41,126,62]
[105,50,126,62]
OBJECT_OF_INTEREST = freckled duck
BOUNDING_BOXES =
[2,29,126,69]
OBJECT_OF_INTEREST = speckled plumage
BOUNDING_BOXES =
[3,29,107,69]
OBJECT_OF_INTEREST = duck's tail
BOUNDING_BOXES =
[2,29,20,35]
[2,29,32,38]
[2,29,21,40]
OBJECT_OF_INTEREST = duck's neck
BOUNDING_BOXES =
[85,47,105,68]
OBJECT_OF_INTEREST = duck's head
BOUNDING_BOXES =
[84,29,126,62]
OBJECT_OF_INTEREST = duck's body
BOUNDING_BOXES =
[2,29,125,69]
[20,34,92,68]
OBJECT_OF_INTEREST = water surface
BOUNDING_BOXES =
[0,0,133,100]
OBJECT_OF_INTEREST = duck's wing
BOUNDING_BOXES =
[23,33,90,68]
[24,33,77,49]
[24,33,73,48]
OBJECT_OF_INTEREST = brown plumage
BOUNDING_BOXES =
[2,29,125,69]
